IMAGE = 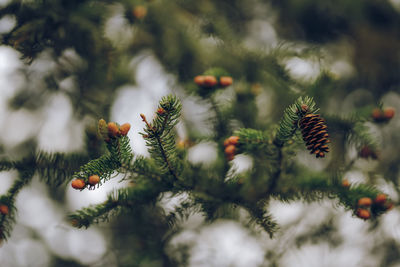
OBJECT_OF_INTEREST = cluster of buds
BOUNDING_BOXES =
[71,175,101,190]
[372,107,395,123]
[359,145,378,160]
[194,75,233,88]
[355,194,393,220]
[223,136,239,161]
[0,204,9,215]
[98,119,131,142]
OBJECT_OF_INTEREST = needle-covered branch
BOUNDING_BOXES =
[141,95,182,182]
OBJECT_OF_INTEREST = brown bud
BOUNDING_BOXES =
[372,108,384,121]
[227,136,239,146]
[342,179,350,187]
[71,179,86,190]
[194,75,205,86]
[203,75,218,87]
[132,6,147,19]
[107,122,120,137]
[301,104,309,113]
[157,107,166,115]
[357,197,372,207]
[223,138,230,147]
[0,205,9,215]
[225,145,236,156]
[383,107,395,120]
[120,123,131,136]
[374,194,387,205]
[88,175,100,186]
[219,76,233,87]
[356,208,370,220]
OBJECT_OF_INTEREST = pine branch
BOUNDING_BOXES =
[71,132,133,189]
[69,179,165,228]
[274,96,318,147]
[141,95,182,181]
[245,202,279,238]
[0,159,15,172]
[234,128,270,154]
[0,170,35,241]
[35,152,89,186]
[126,155,163,182]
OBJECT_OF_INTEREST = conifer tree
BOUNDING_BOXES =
[0,0,399,266]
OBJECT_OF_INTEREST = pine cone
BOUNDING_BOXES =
[299,114,330,158]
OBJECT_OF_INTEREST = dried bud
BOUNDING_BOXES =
[71,179,86,190]
[120,123,131,136]
[88,175,100,186]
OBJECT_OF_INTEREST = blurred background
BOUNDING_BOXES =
[1,0,400,266]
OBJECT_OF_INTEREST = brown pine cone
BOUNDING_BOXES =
[299,114,330,158]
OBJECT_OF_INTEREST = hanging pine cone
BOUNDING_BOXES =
[299,113,330,158]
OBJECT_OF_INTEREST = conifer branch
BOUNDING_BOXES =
[245,202,279,238]
[70,130,133,189]
[68,199,121,229]
[35,152,89,186]
[234,128,270,154]
[69,179,165,228]
[274,96,318,147]
[141,95,182,182]
[0,160,15,172]
[0,170,35,241]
